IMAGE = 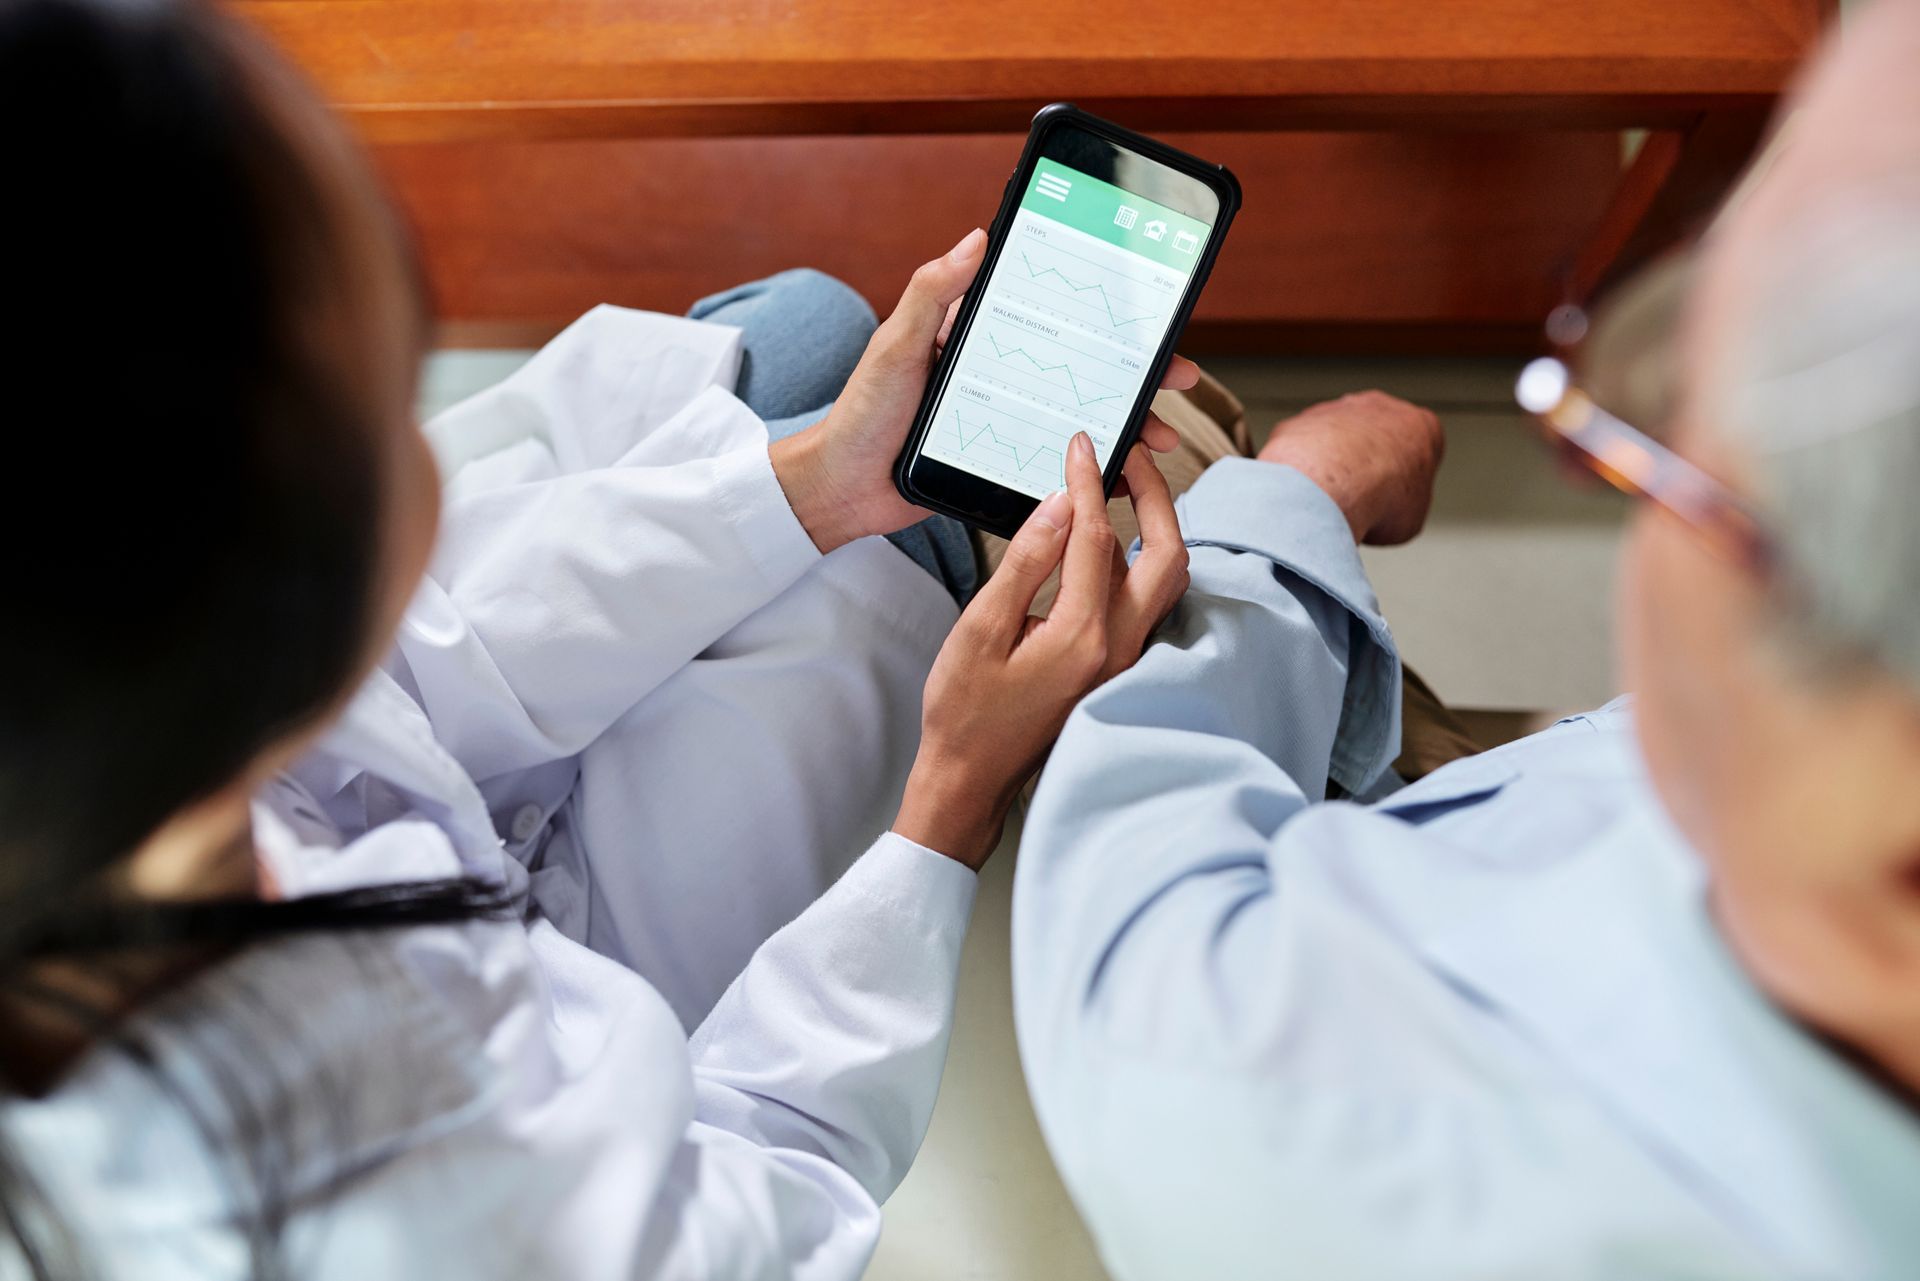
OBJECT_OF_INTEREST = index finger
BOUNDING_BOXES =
[1159,354,1200,392]
[1110,444,1191,667]
[1050,432,1117,630]
[1122,443,1181,552]
[967,488,1073,648]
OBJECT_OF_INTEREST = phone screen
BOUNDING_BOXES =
[918,155,1218,499]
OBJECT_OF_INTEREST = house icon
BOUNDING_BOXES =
[1143,219,1168,242]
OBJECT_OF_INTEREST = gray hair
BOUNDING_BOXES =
[1722,193,1920,694]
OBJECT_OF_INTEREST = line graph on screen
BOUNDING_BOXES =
[938,403,1085,490]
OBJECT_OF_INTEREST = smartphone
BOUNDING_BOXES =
[893,104,1240,538]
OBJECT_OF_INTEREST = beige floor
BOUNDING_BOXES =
[421,349,1631,1281]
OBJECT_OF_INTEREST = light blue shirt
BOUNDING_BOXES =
[1013,459,1920,1281]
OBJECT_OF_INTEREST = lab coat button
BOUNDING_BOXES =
[510,805,543,843]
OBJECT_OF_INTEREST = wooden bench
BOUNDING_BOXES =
[234,0,1830,351]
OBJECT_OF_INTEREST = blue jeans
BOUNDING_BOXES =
[687,270,978,603]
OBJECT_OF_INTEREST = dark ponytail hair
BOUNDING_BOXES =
[1,0,393,915]
[0,0,515,1274]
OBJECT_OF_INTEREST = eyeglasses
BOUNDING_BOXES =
[1512,251,1778,575]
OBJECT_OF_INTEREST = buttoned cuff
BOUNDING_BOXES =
[1178,458,1404,793]
[847,831,981,937]
[703,424,824,598]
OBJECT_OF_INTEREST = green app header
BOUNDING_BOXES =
[1019,157,1212,272]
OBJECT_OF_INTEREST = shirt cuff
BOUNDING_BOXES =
[1177,458,1404,793]
[839,831,980,945]
[704,429,823,599]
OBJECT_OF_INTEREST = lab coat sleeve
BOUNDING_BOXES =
[389,395,823,784]
[1011,459,1404,1228]
[635,832,977,1277]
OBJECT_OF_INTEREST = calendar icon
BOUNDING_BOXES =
[1114,206,1139,229]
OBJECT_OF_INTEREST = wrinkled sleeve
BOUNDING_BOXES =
[386,310,823,784]
[633,833,977,1278]
[1012,458,1404,1235]
[297,833,978,1281]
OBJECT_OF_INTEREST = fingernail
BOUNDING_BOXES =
[1032,489,1071,530]
[1072,432,1094,461]
[949,228,985,262]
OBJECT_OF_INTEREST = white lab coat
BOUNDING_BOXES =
[400,304,962,1028]
[0,306,974,1279]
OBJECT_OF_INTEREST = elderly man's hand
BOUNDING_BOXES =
[1256,391,1444,545]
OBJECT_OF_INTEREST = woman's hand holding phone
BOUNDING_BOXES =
[769,230,1199,554]
[892,434,1190,870]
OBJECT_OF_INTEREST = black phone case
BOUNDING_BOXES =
[892,103,1242,540]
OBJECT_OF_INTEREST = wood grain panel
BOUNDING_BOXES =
[234,0,1823,141]
[378,131,1624,350]
[233,0,1829,347]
